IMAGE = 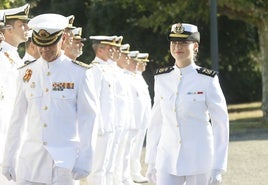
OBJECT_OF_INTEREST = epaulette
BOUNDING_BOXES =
[154,66,174,75]
[91,60,100,65]
[196,67,218,77]
[72,60,92,69]
[17,60,36,70]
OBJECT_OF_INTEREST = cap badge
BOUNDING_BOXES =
[23,69,32,82]
[38,29,50,38]
[24,6,29,16]
[174,23,184,33]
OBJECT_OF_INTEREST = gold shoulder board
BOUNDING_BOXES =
[196,67,218,77]
[154,66,174,75]
[72,60,91,69]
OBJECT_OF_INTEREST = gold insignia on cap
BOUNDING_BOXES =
[39,29,50,38]
[32,30,63,46]
[5,4,30,20]
[24,5,29,17]
[173,23,184,34]
[66,15,75,29]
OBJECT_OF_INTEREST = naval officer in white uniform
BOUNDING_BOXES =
[80,36,120,185]
[2,13,98,185]
[0,4,30,185]
[130,53,151,184]
[145,23,229,185]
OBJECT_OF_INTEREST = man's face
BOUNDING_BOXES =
[99,44,113,61]
[62,29,74,49]
[7,19,29,42]
[37,38,63,62]
[137,61,147,72]
[126,59,137,72]
[111,46,121,61]
[116,53,129,68]
[70,39,84,58]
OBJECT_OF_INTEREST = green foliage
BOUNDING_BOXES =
[4,0,263,103]
[217,16,261,103]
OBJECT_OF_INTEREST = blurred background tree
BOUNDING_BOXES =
[1,0,264,118]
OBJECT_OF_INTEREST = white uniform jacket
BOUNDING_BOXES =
[146,63,229,176]
[134,73,151,129]
[0,43,23,163]
[111,64,132,129]
[3,55,98,183]
[1,41,24,67]
[85,57,116,134]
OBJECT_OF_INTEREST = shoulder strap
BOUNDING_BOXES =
[196,67,218,77]
[154,66,174,75]
[17,60,36,70]
[72,60,91,69]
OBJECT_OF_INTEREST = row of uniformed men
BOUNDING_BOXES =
[0,3,151,185]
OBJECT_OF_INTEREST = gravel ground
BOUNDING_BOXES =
[140,129,268,185]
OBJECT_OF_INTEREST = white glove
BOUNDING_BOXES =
[209,169,223,185]
[146,164,157,183]
[72,168,89,180]
[2,167,16,181]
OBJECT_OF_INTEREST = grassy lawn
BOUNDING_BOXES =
[228,101,268,134]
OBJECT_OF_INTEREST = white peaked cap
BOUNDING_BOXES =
[28,13,68,47]
[128,50,139,58]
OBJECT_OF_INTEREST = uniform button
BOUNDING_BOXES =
[178,139,181,144]
[47,72,51,76]
[62,95,65,98]
[174,108,176,112]
[30,93,33,97]
[43,123,47,127]
[45,88,49,92]
[44,106,48,110]
[43,141,47,145]
[160,96,163,100]
[176,124,179,127]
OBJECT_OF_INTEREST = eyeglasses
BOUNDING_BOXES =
[170,41,193,47]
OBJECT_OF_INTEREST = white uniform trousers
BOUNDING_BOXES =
[106,128,125,185]
[157,170,210,185]
[16,167,74,185]
[112,129,128,185]
[130,129,147,177]
[83,132,114,185]
[0,166,16,185]
[121,130,138,182]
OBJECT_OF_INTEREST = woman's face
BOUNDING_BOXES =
[170,40,198,68]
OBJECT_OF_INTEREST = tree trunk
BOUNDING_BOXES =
[258,19,268,122]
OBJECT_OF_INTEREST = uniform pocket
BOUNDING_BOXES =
[51,90,76,100]
[26,89,43,100]
[184,93,205,102]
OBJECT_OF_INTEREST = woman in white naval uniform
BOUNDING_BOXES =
[145,23,229,185]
